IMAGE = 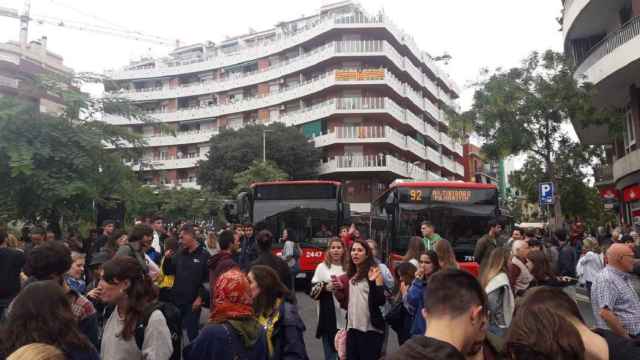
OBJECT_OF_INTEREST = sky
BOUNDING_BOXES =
[0,0,565,170]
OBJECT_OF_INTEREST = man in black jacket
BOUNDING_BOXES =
[556,229,577,278]
[387,269,489,360]
[0,229,25,321]
[162,223,210,342]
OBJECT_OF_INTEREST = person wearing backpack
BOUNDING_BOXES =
[183,268,268,360]
[280,228,301,293]
[115,224,154,273]
[98,256,175,360]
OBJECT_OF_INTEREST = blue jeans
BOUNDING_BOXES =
[322,334,338,360]
[179,304,201,342]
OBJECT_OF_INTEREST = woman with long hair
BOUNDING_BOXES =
[281,228,302,292]
[248,265,308,360]
[405,250,441,337]
[0,281,99,360]
[527,250,573,288]
[479,247,514,337]
[434,239,459,269]
[505,286,640,359]
[183,269,267,360]
[402,236,425,267]
[98,256,173,360]
[310,238,347,360]
[576,237,604,297]
[333,239,386,360]
[205,231,220,256]
[103,230,127,259]
[387,262,416,345]
[65,252,87,294]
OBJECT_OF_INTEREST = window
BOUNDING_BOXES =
[625,110,636,151]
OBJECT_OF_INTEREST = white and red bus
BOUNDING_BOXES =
[370,181,503,276]
[239,180,350,281]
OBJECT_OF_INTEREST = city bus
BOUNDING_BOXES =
[235,180,350,282]
[370,181,502,276]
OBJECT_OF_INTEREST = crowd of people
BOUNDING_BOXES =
[2,217,640,359]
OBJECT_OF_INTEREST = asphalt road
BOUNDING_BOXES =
[296,285,595,360]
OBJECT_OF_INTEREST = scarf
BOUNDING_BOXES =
[209,269,254,324]
[258,298,283,357]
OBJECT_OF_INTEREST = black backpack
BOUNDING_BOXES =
[104,301,182,360]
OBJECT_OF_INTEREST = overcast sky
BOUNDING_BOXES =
[0,0,563,106]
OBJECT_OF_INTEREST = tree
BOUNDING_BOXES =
[450,50,618,228]
[232,160,288,195]
[160,189,221,223]
[197,123,321,194]
[0,73,150,228]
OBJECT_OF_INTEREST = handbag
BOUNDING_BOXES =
[384,299,407,332]
[309,281,326,300]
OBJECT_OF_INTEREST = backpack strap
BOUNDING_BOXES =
[134,302,162,350]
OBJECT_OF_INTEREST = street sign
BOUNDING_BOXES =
[539,182,554,205]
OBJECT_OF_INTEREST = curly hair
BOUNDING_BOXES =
[25,242,71,280]
[0,281,94,358]
[102,256,157,340]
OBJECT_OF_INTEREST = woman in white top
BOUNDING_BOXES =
[311,238,347,360]
[576,237,604,297]
[281,228,302,292]
[333,239,386,360]
[98,256,173,360]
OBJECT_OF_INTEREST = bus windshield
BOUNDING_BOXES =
[256,207,338,247]
[397,208,494,262]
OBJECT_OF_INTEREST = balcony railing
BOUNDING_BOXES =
[0,75,19,89]
[594,164,613,184]
[576,15,640,72]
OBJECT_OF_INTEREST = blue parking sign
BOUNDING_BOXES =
[539,182,554,205]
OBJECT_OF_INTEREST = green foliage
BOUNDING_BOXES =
[197,123,321,194]
[232,160,288,195]
[159,189,221,222]
[0,73,153,227]
[450,50,619,226]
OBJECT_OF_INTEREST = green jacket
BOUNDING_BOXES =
[422,233,442,251]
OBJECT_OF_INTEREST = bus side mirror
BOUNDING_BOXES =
[223,201,238,223]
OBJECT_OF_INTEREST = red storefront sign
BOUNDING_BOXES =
[623,184,640,202]
[600,187,619,199]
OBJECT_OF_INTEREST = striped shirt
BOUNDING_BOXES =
[591,266,640,336]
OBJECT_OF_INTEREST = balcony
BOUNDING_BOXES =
[320,154,410,178]
[140,128,217,147]
[105,13,460,96]
[575,15,640,88]
[613,148,640,184]
[313,125,405,150]
[0,75,19,89]
[594,164,614,185]
[133,154,206,171]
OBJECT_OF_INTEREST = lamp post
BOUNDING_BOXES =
[262,129,273,163]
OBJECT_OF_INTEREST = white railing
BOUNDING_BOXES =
[406,136,426,160]
[426,146,442,166]
[320,154,407,177]
[139,128,217,147]
[425,122,440,142]
[0,75,19,88]
[576,15,640,74]
[133,155,205,171]
[406,110,425,135]
[107,13,460,96]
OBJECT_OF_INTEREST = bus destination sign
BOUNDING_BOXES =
[400,187,495,205]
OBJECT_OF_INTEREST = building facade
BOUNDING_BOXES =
[0,37,73,114]
[103,1,464,211]
[462,142,498,185]
[563,0,640,225]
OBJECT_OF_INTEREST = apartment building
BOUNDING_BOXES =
[103,1,464,211]
[462,142,498,185]
[0,36,73,114]
[563,0,640,224]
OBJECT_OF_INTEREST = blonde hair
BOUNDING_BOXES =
[434,239,459,270]
[206,231,219,250]
[324,237,347,268]
[7,343,65,360]
[479,247,511,288]
[70,252,86,262]
[582,237,600,254]
[7,234,22,249]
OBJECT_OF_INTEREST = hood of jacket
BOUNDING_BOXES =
[208,250,234,270]
[387,336,465,360]
[226,317,263,348]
